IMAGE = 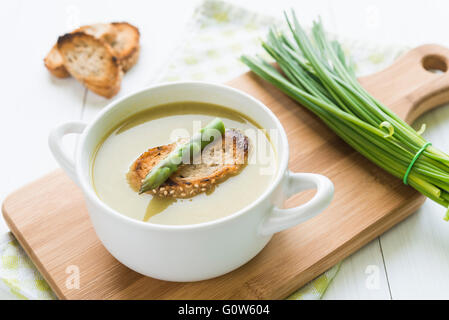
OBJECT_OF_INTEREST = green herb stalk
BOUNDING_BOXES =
[241,11,449,219]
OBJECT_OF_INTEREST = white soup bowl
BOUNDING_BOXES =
[49,82,334,282]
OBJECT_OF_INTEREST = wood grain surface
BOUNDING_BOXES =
[3,44,449,300]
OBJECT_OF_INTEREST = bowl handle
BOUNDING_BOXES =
[258,172,334,236]
[48,121,87,184]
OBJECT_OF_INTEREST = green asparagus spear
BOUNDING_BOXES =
[139,118,225,194]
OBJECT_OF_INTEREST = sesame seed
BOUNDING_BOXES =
[181,193,186,197]
[194,184,199,188]
[201,188,206,192]
[164,191,168,196]
[170,190,175,195]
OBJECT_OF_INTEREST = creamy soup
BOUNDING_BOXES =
[91,101,277,225]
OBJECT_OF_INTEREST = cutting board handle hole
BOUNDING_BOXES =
[422,54,448,74]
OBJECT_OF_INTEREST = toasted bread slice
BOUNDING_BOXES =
[44,22,139,77]
[127,129,249,198]
[109,22,140,72]
[44,23,114,78]
[83,78,122,98]
[44,44,70,78]
[57,32,123,98]
[75,23,117,41]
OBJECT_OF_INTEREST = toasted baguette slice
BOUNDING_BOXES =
[109,22,140,72]
[127,129,249,198]
[44,44,70,78]
[44,22,139,77]
[44,23,114,78]
[82,78,122,98]
[57,32,122,98]
[75,23,117,41]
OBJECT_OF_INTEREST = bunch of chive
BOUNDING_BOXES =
[241,11,449,219]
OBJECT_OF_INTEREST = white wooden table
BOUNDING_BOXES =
[2,0,449,300]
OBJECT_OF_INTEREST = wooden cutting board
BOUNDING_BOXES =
[3,44,449,300]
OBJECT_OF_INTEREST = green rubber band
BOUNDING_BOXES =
[403,142,432,185]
